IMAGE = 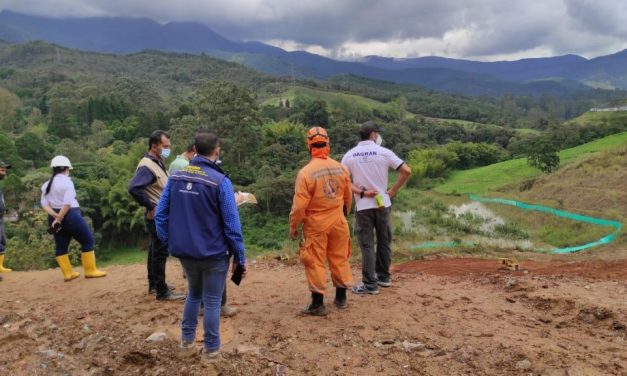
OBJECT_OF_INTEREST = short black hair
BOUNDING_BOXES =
[359,120,382,140]
[148,130,170,150]
[194,130,219,156]
[185,142,195,153]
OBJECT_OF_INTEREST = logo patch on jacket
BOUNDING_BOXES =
[186,182,193,190]
[323,178,339,199]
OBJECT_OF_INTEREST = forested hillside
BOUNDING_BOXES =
[1,40,626,270]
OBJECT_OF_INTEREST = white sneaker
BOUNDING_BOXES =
[201,349,221,363]
[221,305,238,317]
[179,340,196,357]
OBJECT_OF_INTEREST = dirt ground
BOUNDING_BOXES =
[1,256,625,376]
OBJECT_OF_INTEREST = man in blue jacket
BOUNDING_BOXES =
[155,130,247,361]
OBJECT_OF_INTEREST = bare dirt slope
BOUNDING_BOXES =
[1,257,625,375]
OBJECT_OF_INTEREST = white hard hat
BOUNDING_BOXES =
[50,155,73,169]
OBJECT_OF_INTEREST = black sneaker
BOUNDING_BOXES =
[149,285,175,294]
[377,280,392,288]
[156,291,186,301]
[302,304,327,316]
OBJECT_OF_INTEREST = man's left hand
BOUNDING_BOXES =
[387,189,397,199]
[289,228,299,240]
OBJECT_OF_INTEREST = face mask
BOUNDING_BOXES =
[375,134,383,146]
[160,147,171,159]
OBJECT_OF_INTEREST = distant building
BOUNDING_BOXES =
[279,99,290,108]
[5,210,19,222]
[589,106,627,112]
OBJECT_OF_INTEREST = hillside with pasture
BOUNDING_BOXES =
[434,132,627,195]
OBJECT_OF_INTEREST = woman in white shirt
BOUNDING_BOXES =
[41,156,107,281]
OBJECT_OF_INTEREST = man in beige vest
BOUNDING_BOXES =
[128,130,185,301]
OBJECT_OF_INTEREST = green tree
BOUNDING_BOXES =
[47,82,84,139]
[526,136,560,173]
[109,116,140,143]
[15,131,54,168]
[302,99,329,127]
[1,174,26,210]
[0,87,21,133]
[0,131,24,172]
[168,115,200,154]
[194,81,261,165]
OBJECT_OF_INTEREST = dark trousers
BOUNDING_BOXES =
[48,208,95,256]
[0,219,6,254]
[355,207,392,289]
[146,218,169,297]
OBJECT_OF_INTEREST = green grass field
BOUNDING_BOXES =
[435,132,627,194]
[262,85,418,118]
[515,128,541,135]
[98,247,147,267]
[262,86,388,108]
[569,110,627,126]
[428,118,539,136]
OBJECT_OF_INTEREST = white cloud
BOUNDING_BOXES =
[1,0,627,60]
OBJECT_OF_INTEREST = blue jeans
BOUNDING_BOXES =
[180,256,229,351]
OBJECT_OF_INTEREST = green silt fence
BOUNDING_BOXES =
[412,195,622,254]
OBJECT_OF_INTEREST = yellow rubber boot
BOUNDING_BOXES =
[0,254,11,272]
[81,251,107,278]
[55,254,80,281]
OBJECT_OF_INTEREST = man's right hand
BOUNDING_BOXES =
[146,208,155,220]
[364,189,378,198]
[232,262,247,277]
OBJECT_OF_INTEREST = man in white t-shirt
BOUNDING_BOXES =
[341,121,412,294]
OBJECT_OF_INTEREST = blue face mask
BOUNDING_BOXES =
[160,148,171,159]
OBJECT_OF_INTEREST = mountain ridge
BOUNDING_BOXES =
[2,10,627,95]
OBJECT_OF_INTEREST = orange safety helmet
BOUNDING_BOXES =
[306,126,329,147]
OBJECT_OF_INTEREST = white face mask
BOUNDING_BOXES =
[375,134,383,146]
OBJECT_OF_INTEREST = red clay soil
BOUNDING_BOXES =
[394,258,627,280]
[1,259,626,375]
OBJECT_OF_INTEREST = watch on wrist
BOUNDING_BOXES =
[360,188,365,199]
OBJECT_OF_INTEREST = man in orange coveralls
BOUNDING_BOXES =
[289,126,353,316]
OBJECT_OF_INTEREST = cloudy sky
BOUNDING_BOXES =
[1,0,627,61]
